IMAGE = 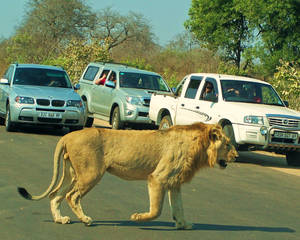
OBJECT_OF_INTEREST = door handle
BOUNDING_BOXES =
[181,103,185,107]
[196,106,199,109]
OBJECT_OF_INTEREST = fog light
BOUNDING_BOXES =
[126,110,133,116]
[260,126,268,136]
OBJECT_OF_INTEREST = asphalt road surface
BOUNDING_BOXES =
[1,121,300,240]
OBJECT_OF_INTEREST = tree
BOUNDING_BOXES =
[16,0,96,60]
[242,0,300,74]
[93,7,155,52]
[185,0,253,70]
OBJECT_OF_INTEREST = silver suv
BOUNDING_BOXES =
[77,62,171,129]
[0,63,86,132]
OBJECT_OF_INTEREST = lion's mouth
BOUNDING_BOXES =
[218,160,227,169]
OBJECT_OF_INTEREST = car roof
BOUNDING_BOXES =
[88,62,161,76]
[189,73,269,85]
[13,63,65,71]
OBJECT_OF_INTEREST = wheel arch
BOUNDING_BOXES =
[157,108,172,125]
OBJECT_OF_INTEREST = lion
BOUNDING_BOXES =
[18,122,238,229]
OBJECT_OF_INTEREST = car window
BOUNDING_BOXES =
[3,66,14,83]
[83,66,99,81]
[221,80,284,106]
[119,72,169,91]
[200,77,218,102]
[13,68,72,88]
[184,76,203,99]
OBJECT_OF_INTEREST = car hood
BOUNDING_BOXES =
[12,85,81,100]
[223,102,300,119]
[120,88,170,98]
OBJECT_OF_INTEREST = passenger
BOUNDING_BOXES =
[95,72,107,85]
[202,82,215,100]
[223,85,240,97]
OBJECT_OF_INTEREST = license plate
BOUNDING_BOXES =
[274,131,298,139]
[38,111,62,119]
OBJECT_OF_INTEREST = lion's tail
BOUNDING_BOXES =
[17,138,65,201]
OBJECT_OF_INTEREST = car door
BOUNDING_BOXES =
[0,65,14,113]
[197,77,219,124]
[174,75,204,125]
[90,68,111,114]
[95,70,117,117]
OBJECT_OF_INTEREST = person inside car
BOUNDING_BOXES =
[202,82,216,101]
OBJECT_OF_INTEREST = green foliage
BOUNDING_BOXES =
[122,58,154,72]
[185,0,253,69]
[44,38,111,83]
[270,60,300,110]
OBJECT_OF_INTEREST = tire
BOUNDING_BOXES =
[69,126,84,132]
[286,152,300,167]
[111,107,124,130]
[159,115,173,130]
[222,124,238,150]
[83,100,94,127]
[5,104,15,132]
[0,117,5,125]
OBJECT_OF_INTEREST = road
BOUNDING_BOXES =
[1,121,300,240]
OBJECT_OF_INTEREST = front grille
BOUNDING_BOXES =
[143,98,150,107]
[38,118,62,123]
[138,112,148,117]
[37,99,65,107]
[52,100,65,107]
[37,99,50,106]
[268,117,299,128]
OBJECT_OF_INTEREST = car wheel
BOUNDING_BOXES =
[69,126,83,132]
[83,101,94,127]
[0,117,5,125]
[159,115,173,130]
[112,107,123,130]
[5,104,16,132]
[222,124,238,150]
[286,152,300,166]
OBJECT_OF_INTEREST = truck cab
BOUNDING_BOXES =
[149,73,300,166]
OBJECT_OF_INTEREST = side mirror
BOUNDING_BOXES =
[74,83,80,90]
[283,100,289,107]
[105,81,115,89]
[0,78,9,85]
[171,87,176,93]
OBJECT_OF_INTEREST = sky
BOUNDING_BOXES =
[0,0,191,46]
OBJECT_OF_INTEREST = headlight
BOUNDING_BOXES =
[244,115,264,125]
[126,96,143,106]
[67,100,83,108]
[15,96,34,104]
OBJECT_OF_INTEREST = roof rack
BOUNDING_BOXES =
[94,61,129,68]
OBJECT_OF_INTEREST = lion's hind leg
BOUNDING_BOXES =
[65,186,93,226]
[131,175,166,222]
[168,188,193,230]
[49,158,74,224]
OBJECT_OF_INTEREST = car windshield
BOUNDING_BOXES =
[13,68,72,88]
[119,72,170,92]
[221,80,284,106]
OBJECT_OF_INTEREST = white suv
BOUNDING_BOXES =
[149,73,300,166]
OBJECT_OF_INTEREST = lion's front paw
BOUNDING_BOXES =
[130,213,142,221]
[175,221,193,230]
[81,216,93,226]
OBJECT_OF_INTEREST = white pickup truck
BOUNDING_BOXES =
[149,73,300,166]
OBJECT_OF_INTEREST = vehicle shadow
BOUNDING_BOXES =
[236,151,300,170]
[63,220,295,233]
[12,125,69,136]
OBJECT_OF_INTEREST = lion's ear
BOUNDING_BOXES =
[209,125,222,142]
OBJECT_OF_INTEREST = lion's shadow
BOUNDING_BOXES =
[74,220,295,232]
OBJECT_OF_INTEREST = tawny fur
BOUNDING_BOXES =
[18,122,238,229]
